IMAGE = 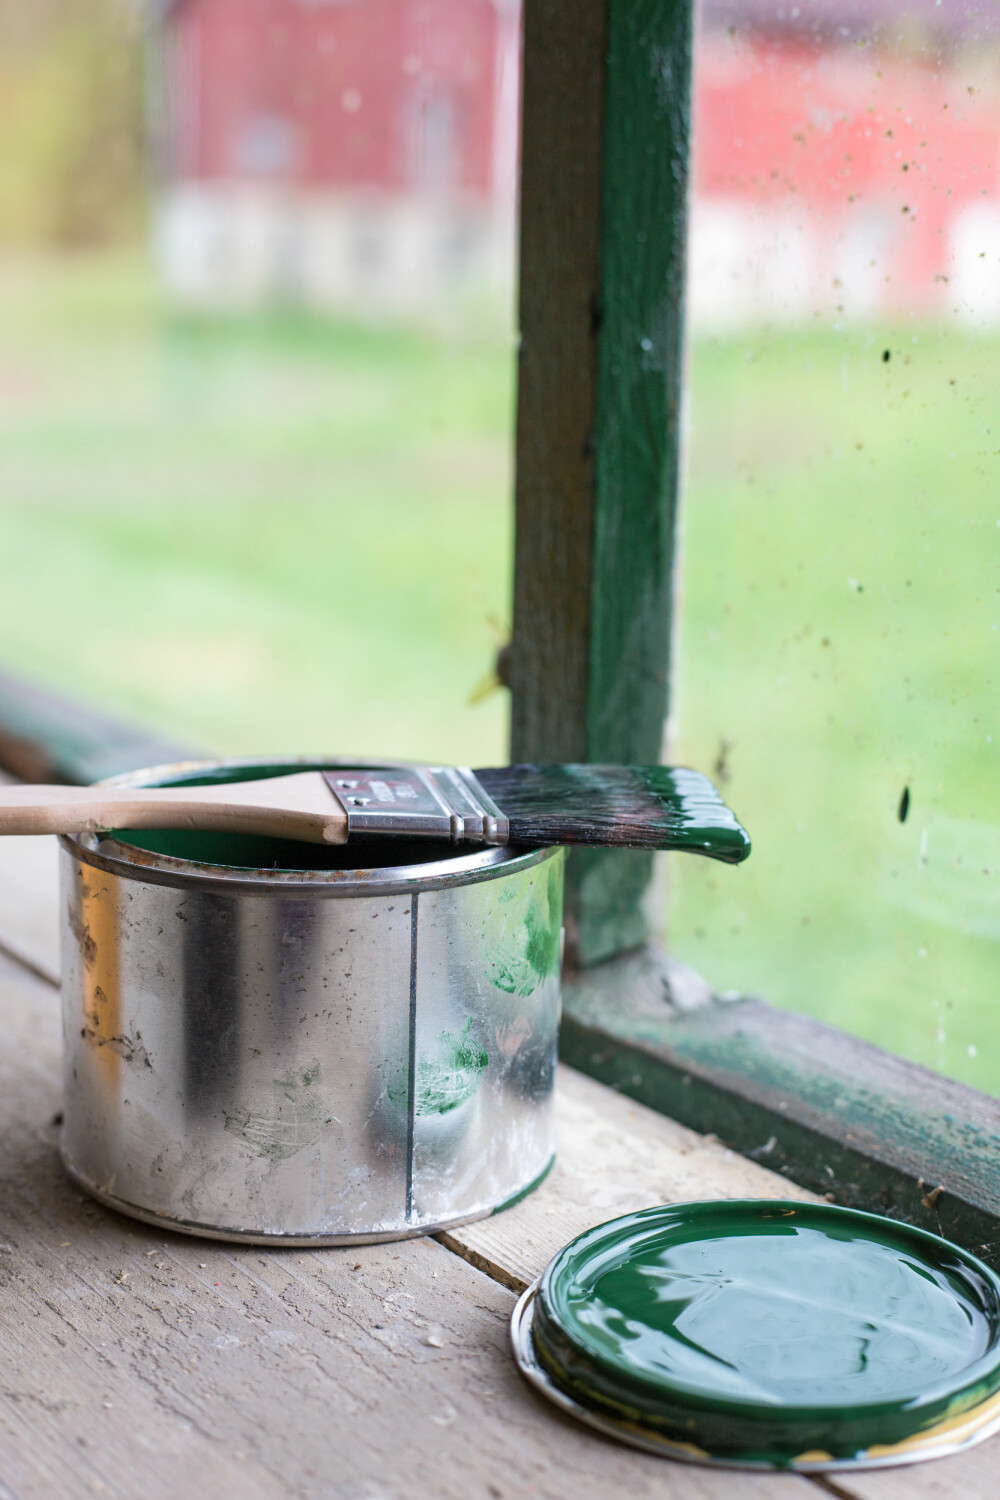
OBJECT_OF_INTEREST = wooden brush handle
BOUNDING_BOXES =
[0,772,350,845]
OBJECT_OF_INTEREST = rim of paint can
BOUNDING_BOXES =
[59,757,563,896]
[511,1280,1000,1472]
[526,1200,1000,1468]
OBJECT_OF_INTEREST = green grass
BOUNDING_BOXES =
[672,322,1000,1094]
[0,253,515,766]
[1,253,998,1093]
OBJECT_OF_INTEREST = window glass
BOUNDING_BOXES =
[672,0,1000,1092]
[0,0,518,766]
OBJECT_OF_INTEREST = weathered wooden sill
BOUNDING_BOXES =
[562,943,1000,1270]
[0,669,194,786]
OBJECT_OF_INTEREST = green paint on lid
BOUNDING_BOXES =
[531,1201,1000,1466]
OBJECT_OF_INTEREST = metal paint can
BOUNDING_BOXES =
[58,759,564,1245]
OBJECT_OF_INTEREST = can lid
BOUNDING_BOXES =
[525,1200,1000,1468]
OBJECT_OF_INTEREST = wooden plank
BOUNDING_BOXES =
[0,669,195,786]
[510,0,694,965]
[835,1453,1000,1500]
[0,837,59,985]
[0,946,813,1500]
[439,1071,1000,1499]
[560,947,1000,1271]
[0,774,60,985]
[440,1063,821,1294]
[0,839,995,1495]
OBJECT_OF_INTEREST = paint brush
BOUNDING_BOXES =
[0,764,750,862]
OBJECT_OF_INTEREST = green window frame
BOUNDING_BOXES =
[509,0,1000,1268]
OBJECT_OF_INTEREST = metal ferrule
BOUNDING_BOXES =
[324,766,510,845]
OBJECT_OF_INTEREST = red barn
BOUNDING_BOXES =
[689,17,1000,327]
[154,0,520,314]
[154,0,1000,323]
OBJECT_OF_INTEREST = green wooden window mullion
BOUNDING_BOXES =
[510,0,694,965]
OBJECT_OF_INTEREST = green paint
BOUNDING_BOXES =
[524,906,560,984]
[108,761,470,872]
[115,825,461,873]
[489,856,564,997]
[572,0,695,965]
[510,0,695,965]
[389,1017,489,1117]
[491,1153,556,1215]
[533,1201,1000,1465]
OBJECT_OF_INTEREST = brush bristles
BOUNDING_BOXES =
[473,764,750,863]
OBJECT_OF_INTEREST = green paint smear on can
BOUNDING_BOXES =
[490,856,564,997]
[532,1200,1000,1466]
[388,1016,489,1117]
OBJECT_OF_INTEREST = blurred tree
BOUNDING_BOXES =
[0,0,145,247]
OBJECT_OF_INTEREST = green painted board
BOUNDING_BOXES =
[510,0,695,966]
[560,946,1000,1272]
[0,670,195,786]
